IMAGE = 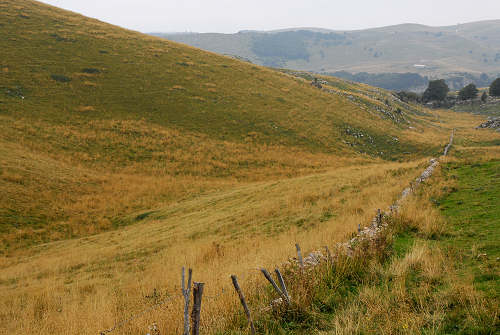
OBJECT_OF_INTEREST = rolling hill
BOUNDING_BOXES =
[0,0,446,251]
[155,21,500,90]
[0,1,480,334]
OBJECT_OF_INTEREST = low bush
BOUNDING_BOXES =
[82,68,101,74]
[50,74,71,83]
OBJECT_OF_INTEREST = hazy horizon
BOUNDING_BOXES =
[156,20,500,34]
[38,0,500,34]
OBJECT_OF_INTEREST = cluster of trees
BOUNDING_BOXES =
[331,71,499,92]
[397,77,500,106]
[456,78,500,102]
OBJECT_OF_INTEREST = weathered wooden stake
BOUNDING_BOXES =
[377,209,382,226]
[261,268,288,303]
[274,268,290,303]
[191,282,204,335]
[324,246,332,264]
[231,275,256,335]
[182,267,193,335]
[295,243,304,268]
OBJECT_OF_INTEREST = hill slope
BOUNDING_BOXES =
[0,2,490,334]
[0,0,446,250]
[155,21,500,79]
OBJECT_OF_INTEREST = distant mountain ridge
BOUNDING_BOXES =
[152,20,500,90]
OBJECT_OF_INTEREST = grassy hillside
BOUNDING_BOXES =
[0,1,498,334]
[156,21,500,78]
[0,0,445,250]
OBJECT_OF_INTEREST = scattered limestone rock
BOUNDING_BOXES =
[310,78,323,89]
[476,117,500,132]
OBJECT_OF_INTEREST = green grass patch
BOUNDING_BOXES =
[440,160,500,298]
[392,231,416,258]
[241,160,499,334]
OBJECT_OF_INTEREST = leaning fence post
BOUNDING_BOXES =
[191,282,204,335]
[261,268,288,304]
[274,268,290,303]
[182,267,193,335]
[295,243,304,268]
[231,275,256,335]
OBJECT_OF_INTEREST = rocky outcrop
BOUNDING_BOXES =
[310,78,325,89]
[477,117,500,132]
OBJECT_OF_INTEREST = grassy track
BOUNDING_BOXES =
[440,160,499,300]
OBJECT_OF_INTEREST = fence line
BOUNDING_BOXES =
[99,131,454,334]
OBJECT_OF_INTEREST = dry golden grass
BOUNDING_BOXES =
[1,105,497,334]
[76,105,95,112]
[326,241,494,335]
[317,145,499,334]
[1,0,460,252]
[0,158,431,334]
[0,114,371,250]
[1,1,498,333]
[393,182,449,239]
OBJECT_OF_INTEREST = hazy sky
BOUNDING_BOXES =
[39,0,500,33]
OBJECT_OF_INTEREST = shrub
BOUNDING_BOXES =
[397,91,421,103]
[50,74,71,83]
[458,83,478,101]
[489,78,500,97]
[5,86,25,98]
[481,91,488,103]
[82,68,100,74]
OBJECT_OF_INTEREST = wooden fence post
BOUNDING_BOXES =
[191,282,204,335]
[231,275,256,335]
[295,244,304,268]
[182,267,193,335]
[274,268,290,303]
[261,268,289,304]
